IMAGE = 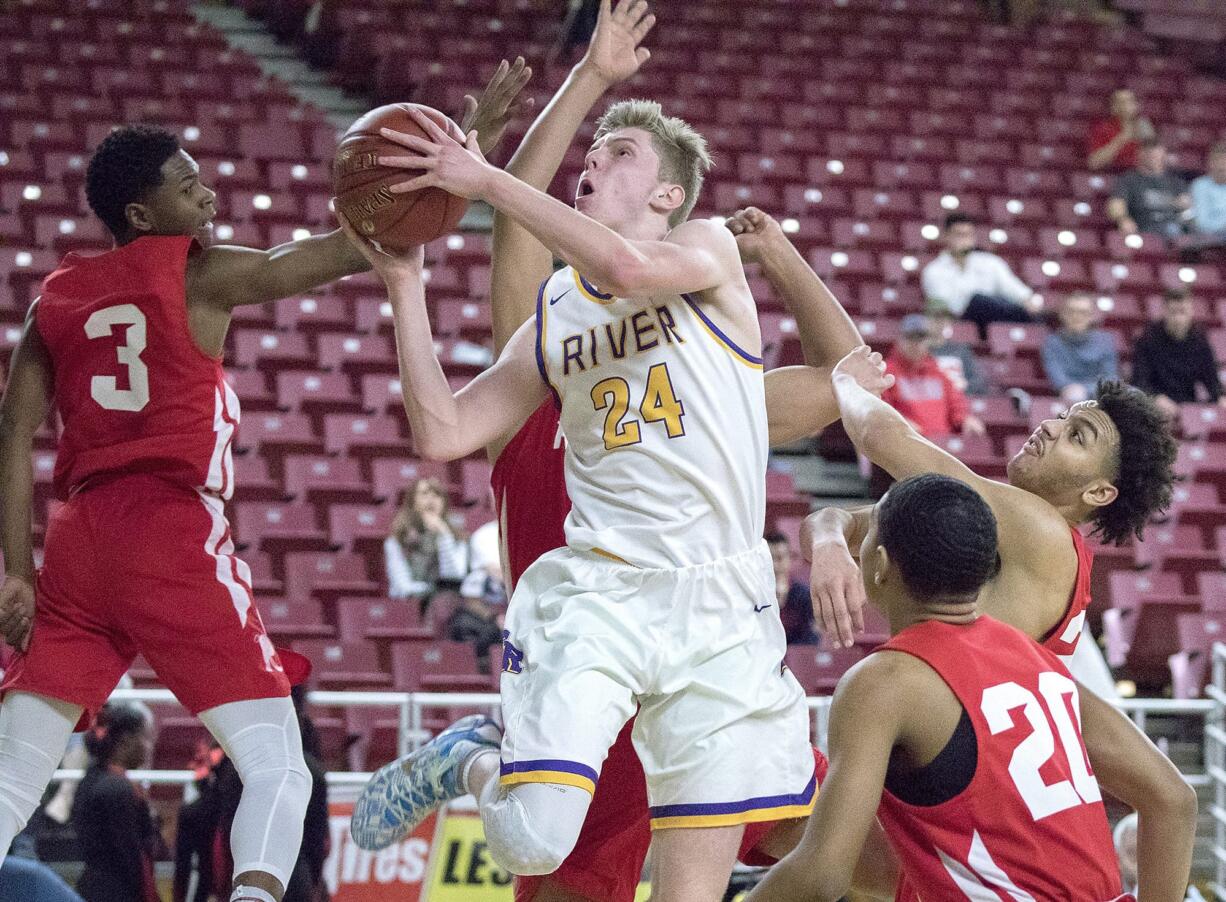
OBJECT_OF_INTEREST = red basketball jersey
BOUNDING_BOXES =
[490,400,568,590]
[1043,527,1094,660]
[876,617,1122,900]
[36,236,239,500]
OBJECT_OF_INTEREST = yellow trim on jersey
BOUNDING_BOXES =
[573,269,616,305]
[648,799,816,831]
[591,547,633,566]
[681,299,765,370]
[500,771,597,795]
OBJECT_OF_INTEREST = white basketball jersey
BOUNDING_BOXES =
[534,266,767,569]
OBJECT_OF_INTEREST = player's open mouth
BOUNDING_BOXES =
[576,180,595,201]
[1024,433,1043,457]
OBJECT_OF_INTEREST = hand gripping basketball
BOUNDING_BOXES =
[379,108,494,202]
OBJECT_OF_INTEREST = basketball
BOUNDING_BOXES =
[333,103,470,252]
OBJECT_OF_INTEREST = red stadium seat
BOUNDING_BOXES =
[282,454,370,504]
[391,640,494,692]
[260,599,334,641]
[293,640,389,688]
[337,596,433,645]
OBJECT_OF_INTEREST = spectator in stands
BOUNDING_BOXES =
[1041,292,1119,405]
[1107,138,1190,240]
[449,516,507,671]
[72,704,162,902]
[1086,88,1155,173]
[1190,142,1226,239]
[921,213,1040,339]
[0,857,83,902]
[765,532,818,645]
[927,306,989,396]
[1131,288,1225,418]
[384,477,469,602]
[883,314,987,439]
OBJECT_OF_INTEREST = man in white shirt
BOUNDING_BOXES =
[921,213,1042,338]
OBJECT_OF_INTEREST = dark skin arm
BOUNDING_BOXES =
[0,302,53,650]
[1079,690,1197,901]
[185,61,533,358]
[808,348,1075,647]
[747,653,946,902]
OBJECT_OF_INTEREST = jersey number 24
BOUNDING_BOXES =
[590,363,685,451]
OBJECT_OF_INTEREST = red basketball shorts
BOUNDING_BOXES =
[513,720,829,902]
[1,474,290,727]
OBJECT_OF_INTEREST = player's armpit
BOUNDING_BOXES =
[187,229,370,311]
[765,366,837,446]
[746,657,905,902]
[1079,690,1196,901]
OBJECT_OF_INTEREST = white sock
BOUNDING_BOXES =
[231,888,277,902]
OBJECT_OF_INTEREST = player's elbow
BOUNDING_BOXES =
[412,435,463,463]
[1153,772,1198,823]
[598,246,651,298]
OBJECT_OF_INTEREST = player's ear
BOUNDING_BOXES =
[1080,478,1118,511]
[125,201,154,234]
[869,544,890,587]
[649,183,685,217]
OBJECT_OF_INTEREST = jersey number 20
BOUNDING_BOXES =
[591,363,685,451]
[981,671,1101,822]
[85,304,150,412]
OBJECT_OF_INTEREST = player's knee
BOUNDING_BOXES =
[228,730,313,813]
[481,785,585,876]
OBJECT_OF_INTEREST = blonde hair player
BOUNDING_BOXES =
[340,7,827,899]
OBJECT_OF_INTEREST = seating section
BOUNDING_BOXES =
[2,0,1226,772]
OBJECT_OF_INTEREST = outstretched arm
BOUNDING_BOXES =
[342,221,547,461]
[727,207,861,367]
[1080,691,1196,901]
[490,0,655,355]
[187,229,371,310]
[0,304,52,650]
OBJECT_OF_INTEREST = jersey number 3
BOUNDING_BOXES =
[591,363,685,451]
[981,671,1101,822]
[85,304,150,412]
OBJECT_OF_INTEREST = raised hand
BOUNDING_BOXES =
[0,575,35,652]
[459,57,534,157]
[379,108,496,201]
[725,206,787,265]
[580,0,656,86]
[833,346,894,397]
[336,212,426,284]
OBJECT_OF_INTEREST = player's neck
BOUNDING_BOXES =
[609,214,670,243]
[889,599,979,634]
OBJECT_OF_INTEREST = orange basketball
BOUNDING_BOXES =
[333,103,470,253]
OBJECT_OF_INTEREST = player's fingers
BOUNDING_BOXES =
[19,624,30,653]
[635,47,651,65]
[627,0,649,26]
[387,174,437,195]
[833,594,855,648]
[378,127,435,153]
[633,12,656,41]
[600,0,614,23]
[407,108,452,144]
[846,575,865,633]
[377,154,435,170]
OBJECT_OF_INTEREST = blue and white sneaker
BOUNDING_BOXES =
[350,714,502,850]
